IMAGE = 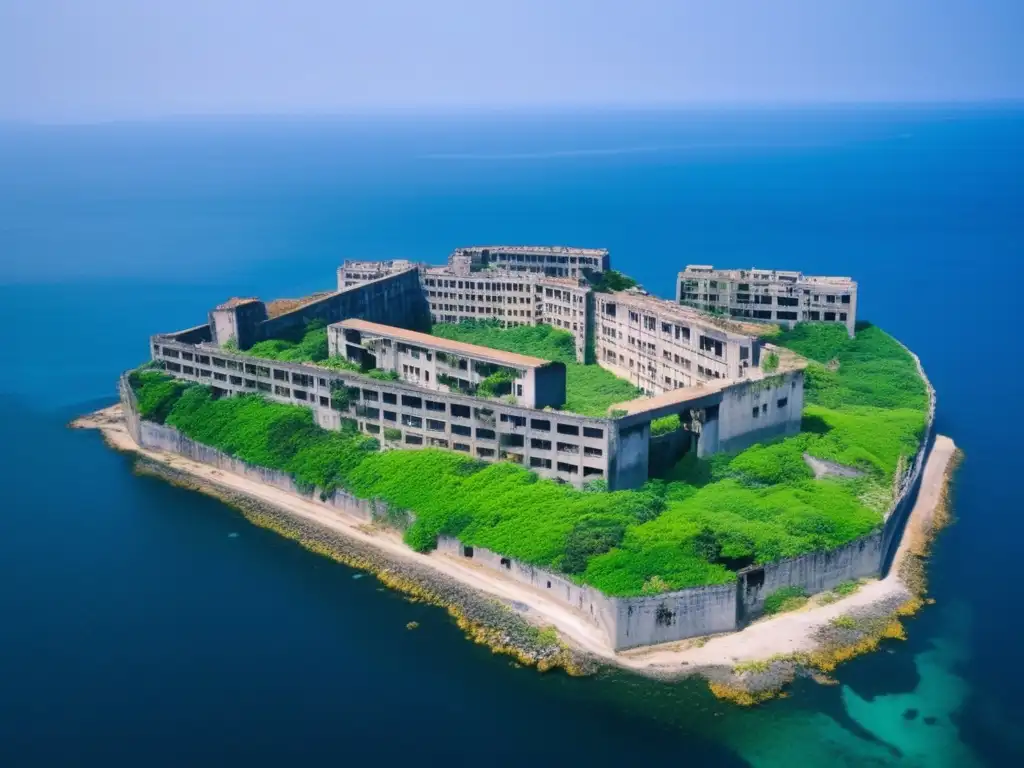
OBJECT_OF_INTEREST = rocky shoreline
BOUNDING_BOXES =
[132,455,598,677]
[704,447,963,705]
[74,407,960,703]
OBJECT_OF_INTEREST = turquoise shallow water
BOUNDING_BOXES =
[1,107,1021,766]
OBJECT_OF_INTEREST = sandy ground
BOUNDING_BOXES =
[72,405,956,675]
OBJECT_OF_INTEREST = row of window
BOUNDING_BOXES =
[751,397,789,418]
[158,344,605,438]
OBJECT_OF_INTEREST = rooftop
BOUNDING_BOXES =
[453,245,609,257]
[336,319,554,369]
[216,297,261,310]
[607,290,768,338]
[610,379,732,416]
[609,344,806,417]
[680,265,855,286]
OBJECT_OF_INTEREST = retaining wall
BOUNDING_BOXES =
[118,337,937,650]
[121,375,388,525]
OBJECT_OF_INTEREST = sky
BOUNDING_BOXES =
[1,0,1022,122]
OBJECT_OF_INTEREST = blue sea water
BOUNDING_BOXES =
[1,107,1022,766]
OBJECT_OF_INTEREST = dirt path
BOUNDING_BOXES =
[73,406,957,676]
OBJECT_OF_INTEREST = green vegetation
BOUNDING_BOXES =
[584,268,638,293]
[128,370,189,424]
[834,579,862,597]
[130,319,928,597]
[763,586,809,615]
[235,320,384,377]
[762,352,780,373]
[650,414,681,437]
[245,320,330,363]
[429,320,641,416]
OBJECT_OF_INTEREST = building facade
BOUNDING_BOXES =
[145,248,814,491]
[677,265,858,336]
[594,290,764,396]
[421,270,592,362]
[330,318,567,410]
[150,335,616,487]
[449,245,609,278]
[336,259,420,290]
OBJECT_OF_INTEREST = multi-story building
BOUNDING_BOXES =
[147,250,808,491]
[448,245,609,278]
[336,259,421,289]
[330,319,567,410]
[677,265,858,337]
[594,290,764,396]
[334,256,594,362]
[421,269,592,361]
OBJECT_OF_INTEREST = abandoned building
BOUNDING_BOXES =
[149,248,809,491]
[677,265,858,337]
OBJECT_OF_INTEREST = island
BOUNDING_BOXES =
[74,245,958,703]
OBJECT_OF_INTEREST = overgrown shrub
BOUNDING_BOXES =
[763,586,809,615]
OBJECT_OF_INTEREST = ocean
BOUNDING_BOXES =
[0,106,1021,766]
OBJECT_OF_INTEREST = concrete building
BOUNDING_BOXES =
[150,334,616,487]
[147,249,809,491]
[677,265,858,336]
[334,257,594,362]
[594,289,765,396]
[329,318,567,410]
[448,245,609,278]
[422,269,592,361]
[336,259,421,289]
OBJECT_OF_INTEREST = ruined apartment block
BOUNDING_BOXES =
[149,248,812,492]
[151,337,614,488]
[329,319,567,410]
[594,290,763,396]
[336,259,421,290]
[422,270,592,362]
[677,265,858,337]
[448,245,609,278]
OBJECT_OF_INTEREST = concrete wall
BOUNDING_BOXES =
[611,583,738,649]
[253,269,431,345]
[119,374,142,444]
[880,344,938,574]
[608,421,650,490]
[436,536,622,645]
[711,371,804,455]
[120,336,938,651]
[122,386,389,524]
[737,532,884,622]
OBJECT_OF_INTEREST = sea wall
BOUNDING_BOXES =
[736,341,937,621]
[117,339,937,650]
[121,375,389,524]
[435,536,737,649]
[736,532,884,622]
[880,343,938,573]
[610,583,737,649]
[436,535,621,645]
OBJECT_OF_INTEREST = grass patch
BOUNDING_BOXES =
[830,615,858,630]
[429,320,641,416]
[834,579,861,597]
[763,586,809,615]
[235,319,381,376]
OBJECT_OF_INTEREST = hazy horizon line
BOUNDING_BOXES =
[3,98,1023,128]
